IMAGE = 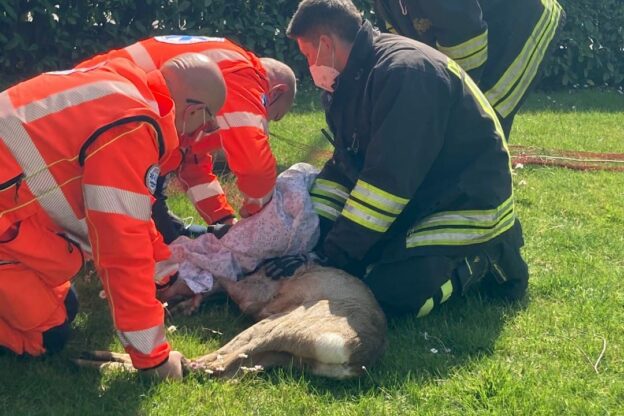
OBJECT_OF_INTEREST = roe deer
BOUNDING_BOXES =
[189,264,388,379]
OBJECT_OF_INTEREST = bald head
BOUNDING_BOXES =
[161,53,226,134]
[260,57,297,122]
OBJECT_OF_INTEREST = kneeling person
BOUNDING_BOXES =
[268,0,529,317]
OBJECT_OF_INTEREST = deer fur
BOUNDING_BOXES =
[189,264,387,379]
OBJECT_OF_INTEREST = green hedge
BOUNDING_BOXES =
[541,0,624,88]
[0,0,622,90]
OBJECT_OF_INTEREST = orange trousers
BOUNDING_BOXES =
[0,214,83,356]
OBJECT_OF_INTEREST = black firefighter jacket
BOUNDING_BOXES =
[374,0,565,119]
[311,21,524,274]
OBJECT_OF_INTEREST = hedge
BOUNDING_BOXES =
[0,0,622,90]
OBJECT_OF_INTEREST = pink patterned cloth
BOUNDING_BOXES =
[169,163,320,294]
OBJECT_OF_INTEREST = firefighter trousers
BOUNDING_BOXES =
[0,213,83,356]
[362,240,529,317]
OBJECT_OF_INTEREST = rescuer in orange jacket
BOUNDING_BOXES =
[77,36,297,243]
[0,53,226,379]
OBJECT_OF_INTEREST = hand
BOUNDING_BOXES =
[206,217,235,239]
[264,252,328,280]
[74,350,135,372]
[142,351,186,380]
[74,350,186,380]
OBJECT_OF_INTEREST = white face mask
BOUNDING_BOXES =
[309,41,340,93]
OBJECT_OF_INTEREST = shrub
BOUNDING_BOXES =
[0,0,621,90]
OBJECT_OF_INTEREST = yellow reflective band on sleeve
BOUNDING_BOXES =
[311,196,342,221]
[352,180,409,215]
[342,198,395,233]
[417,298,434,318]
[437,29,488,61]
[485,0,562,117]
[454,46,488,72]
[440,280,453,304]
[311,179,349,203]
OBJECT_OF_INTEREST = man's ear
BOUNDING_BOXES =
[270,84,288,101]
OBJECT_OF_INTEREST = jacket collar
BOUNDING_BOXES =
[336,20,377,87]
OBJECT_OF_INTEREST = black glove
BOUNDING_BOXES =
[180,224,209,239]
[264,252,328,280]
[206,215,236,239]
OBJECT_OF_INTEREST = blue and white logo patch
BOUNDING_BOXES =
[145,164,160,195]
[154,35,225,44]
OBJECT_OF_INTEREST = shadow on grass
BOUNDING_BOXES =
[173,288,529,401]
[305,296,528,398]
[242,293,529,399]
[0,276,528,413]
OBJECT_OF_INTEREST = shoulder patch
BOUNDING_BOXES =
[412,18,432,34]
[145,164,160,195]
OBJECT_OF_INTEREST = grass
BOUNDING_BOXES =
[1,89,623,415]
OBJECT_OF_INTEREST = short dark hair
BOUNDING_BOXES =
[286,0,363,44]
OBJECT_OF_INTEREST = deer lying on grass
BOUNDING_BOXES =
[77,265,388,380]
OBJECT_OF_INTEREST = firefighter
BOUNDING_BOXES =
[374,0,565,140]
[0,53,226,379]
[78,36,297,243]
[264,0,529,317]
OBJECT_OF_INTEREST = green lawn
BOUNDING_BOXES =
[1,89,623,415]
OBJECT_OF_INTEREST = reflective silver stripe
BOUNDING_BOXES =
[15,80,159,121]
[217,112,268,133]
[406,213,515,248]
[186,180,225,203]
[454,46,488,72]
[312,197,341,221]
[494,2,562,117]
[0,260,18,265]
[437,29,488,61]
[84,184,152,221]
[243,188,273,207]
[0,92,91,248]
[0,76,162,249]
[448,58,507,146]
[410,197,514,232]
[342,199,394,233]
[351,180,408,215]
[118,325,167,355]
[201,48,249,65]
[311,180,350,203]
[154,260,179,283]
[485,0,559,115]
[124,43,158,72]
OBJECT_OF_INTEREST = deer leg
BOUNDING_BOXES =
[190,315,295,377]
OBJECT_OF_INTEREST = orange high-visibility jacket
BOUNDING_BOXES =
[0,58,180,369]
[78,36,277,222]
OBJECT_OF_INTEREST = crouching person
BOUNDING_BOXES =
[266,0,529,317]
[0,52,226,378]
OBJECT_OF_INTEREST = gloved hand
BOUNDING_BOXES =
[264,252,328,280]
[206,216,236,239]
